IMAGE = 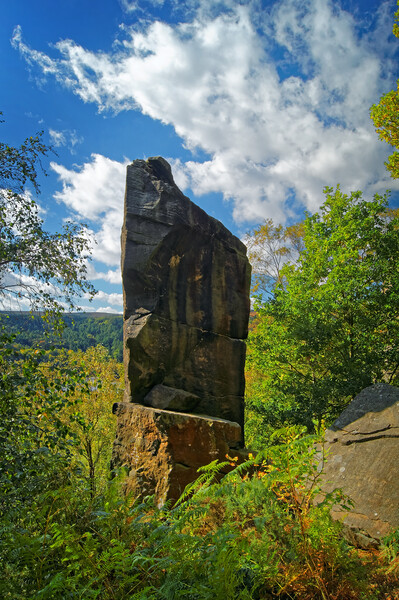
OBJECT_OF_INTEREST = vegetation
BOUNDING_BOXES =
[370,0,399,179]
[0,337,125,597]
[2,311,123,361]
[244,219,304,299]
[245,186,399,443]
[0,116,95,320]
[2,404,399,599]
[3,72,399,596]
[39,345,124,497]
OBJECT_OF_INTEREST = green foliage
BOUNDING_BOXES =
[1,426,378,600]
[0,332,120,502]
[1,341,397,600]
[2,112,399,600]
[382,528,399,570]
[0,190,96,317]
[2,312,123,361]
[0,329,84,514]
[245,219,304,298]
[370,1,399,179]
[0,115,50,194]
[0,338,125,597]
[0,115,95,318]
[370,84,399,179]
[246,186,399,439]
[52,345,124,497]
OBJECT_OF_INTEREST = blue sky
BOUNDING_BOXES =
[2,0,399,314]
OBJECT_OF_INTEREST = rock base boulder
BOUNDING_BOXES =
[319,383,399,547]
[111,402,246,506]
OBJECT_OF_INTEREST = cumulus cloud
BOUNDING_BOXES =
[86,290,123,307]
[86,263,122,285]
[51,154,129,266]
[82,304,122,314]
[75,290,123,313]
[12,0,399,224]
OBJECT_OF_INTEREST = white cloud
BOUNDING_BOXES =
[51,154,129,266]
[81,304,122,314]
[119,0,166,15]
[86,263,122,284]
[12,0,399,224]
[0,268,71,312]
[49,128,84,153]
[88,290,123,306]
[49,129,66,147]
[76,289,123,313]
[0,270,32,311]
[120,0,139,13]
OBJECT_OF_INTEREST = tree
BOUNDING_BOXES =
[246,186,399,437]
[0,335,86,513]
[0,116,95,317]
[244,219,304,298]
[0,113,50,194]
[0,117,98,526]
[47,346,124,498]
[370,1,399,179]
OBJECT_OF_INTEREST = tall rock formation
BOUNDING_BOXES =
[112,157,251,504]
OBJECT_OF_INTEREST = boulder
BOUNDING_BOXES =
[319,383,399,547]
[111,402,246,506]
[143,384,200,412]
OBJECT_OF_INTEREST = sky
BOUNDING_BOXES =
[2,0,399,314]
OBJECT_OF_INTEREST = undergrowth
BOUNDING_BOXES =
[2,425,399,599]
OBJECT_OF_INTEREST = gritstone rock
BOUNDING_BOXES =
[319,383,399,547]
[112,402,247,505]
[120,156,251,428]
[112,157,251,505]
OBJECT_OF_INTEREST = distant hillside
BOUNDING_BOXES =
[0,312,123,361]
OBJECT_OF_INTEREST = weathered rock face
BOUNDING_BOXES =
[121,157,251,429]
[113,157,251,505]
[112,402,246,505]
[320,383,399,547]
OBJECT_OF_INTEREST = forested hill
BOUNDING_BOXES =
[0,312,123,361]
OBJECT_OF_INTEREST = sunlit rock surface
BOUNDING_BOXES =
[112,157,251,504]
[120,157,250,428]
[319,383,399,547]
[112,402,246,505]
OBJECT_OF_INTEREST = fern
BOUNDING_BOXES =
[172,459,230,508]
